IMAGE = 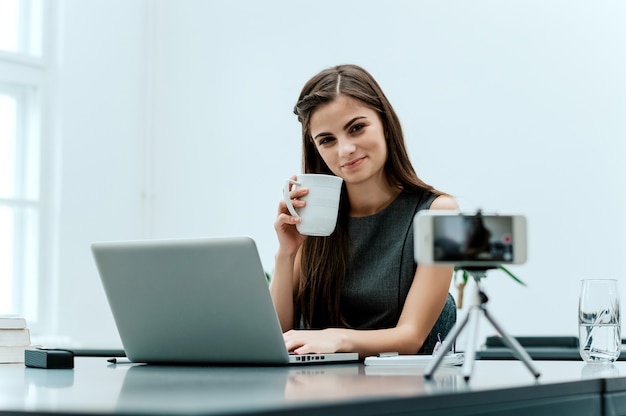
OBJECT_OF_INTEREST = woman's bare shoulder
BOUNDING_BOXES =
[430,194,459,211]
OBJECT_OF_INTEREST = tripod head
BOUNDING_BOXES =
[456,265,500,283]
[455,266,501,306]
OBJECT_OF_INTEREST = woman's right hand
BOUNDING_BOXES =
[275,176,308,255]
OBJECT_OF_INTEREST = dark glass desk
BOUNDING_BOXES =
[1,358,625,415]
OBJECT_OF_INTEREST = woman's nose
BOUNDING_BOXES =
[338,137,356,157]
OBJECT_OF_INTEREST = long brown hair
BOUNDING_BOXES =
[293,64,441,328]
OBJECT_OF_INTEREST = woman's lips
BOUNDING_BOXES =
[342,157,365,169]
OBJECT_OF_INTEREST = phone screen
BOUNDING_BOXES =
[433,215,515,263]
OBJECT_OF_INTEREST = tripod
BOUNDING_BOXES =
[424,268,541,381]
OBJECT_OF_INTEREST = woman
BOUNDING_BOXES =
[270,64,458,359]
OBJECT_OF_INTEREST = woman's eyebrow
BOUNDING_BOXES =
[313,116,368,141]
[313,132,333,141]
[343,116,367,131]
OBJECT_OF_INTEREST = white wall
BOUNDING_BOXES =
[54,0,149,346]
[53,0,626,348]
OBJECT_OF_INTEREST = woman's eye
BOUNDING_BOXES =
[350,124,365,134]
[318,137,335,145]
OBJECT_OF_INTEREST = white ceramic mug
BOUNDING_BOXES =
[283,174,343,236]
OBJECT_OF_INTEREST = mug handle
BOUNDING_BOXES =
[283,179,300,218]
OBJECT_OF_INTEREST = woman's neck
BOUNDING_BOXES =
[347,181,402,217]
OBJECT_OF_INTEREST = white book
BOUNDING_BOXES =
[0,328,31,346]
[364,353,464,367]
[0,345,34,364]
[0,315,27,329]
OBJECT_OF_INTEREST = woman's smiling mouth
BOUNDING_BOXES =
[342,156,366,169]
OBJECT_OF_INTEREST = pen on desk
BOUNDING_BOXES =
[376,352,399,357]
[107,357,132,364]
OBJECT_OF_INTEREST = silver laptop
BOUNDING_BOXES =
[91,236,358,365]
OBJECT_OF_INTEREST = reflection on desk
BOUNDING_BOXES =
[115,363,462,411]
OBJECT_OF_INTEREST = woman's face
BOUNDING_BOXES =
[309,95,387,186]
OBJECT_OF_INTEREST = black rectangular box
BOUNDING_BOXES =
[25,349,74,369]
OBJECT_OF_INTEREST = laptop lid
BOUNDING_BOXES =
[91,236,358,365]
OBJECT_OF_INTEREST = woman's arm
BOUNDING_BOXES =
[270,249,301,332]
[269,177,308,332]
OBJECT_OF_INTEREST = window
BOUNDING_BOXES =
[0,0,43,57]
[0,85,40,317]
[0,0,48,327]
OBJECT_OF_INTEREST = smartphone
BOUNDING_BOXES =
[414,211,527,266]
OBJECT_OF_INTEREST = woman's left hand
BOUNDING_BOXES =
[283,329,349,355]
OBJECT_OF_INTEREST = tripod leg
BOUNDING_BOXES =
[483,308,541,379]
[424,306,472,379]
[461,306,481,381]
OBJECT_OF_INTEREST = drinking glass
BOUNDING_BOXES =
[578,279,621,363]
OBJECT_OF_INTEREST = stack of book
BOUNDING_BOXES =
[0,315,32,363]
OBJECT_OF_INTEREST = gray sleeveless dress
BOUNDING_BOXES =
[341,190,457,354]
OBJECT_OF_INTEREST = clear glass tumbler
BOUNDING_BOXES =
[578,279,621,363]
